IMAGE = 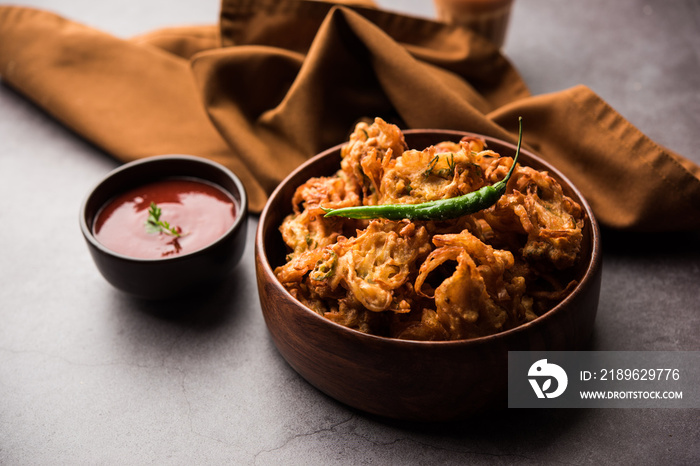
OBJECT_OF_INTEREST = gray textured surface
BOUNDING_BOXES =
[1,0,699,464]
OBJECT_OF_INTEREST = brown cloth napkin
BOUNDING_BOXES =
[1,0,699,231]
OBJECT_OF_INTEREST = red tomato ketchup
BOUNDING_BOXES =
[93,178,237,259]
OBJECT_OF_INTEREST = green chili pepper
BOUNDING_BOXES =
[322,117,523,221]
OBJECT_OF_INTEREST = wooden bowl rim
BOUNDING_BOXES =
[256,129,602,348]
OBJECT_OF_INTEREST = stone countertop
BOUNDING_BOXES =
[1,0,698,464]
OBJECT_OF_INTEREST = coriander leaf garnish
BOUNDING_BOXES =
[145,202,182,237]
[423,155,440,177]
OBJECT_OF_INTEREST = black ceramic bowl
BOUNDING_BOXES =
[80,155,248,300]
[256,130,602,422]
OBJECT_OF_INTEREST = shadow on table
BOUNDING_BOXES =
[600,227,700,257]
[115,264,250,332]
[356,404,588,449]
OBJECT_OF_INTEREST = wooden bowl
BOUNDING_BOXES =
[255,130,602,422]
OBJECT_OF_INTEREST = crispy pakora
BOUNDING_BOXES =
[274,118,585,341]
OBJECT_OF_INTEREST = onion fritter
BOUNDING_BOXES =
[275,118,585,341]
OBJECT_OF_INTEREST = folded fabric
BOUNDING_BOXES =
[1,0,699,232]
